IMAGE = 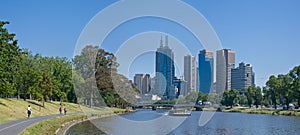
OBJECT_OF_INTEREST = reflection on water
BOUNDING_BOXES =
[66,120,104,135]
[66,109,300,135]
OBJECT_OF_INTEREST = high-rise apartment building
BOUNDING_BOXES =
[155,36,175,99]
[184,55,197,93]
[198,50,214,94]
[231,62,255,92]
[134,74,151,94]
[216,49,236,93]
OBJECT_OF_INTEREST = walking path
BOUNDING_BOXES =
[0,113,79,135]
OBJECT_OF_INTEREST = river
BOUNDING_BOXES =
[66,109,300,135]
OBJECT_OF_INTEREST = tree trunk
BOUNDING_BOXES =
[286,97,289,110]
[23,93,26,101]
[42,98,45,107]
[89,92,93,108]
[298,97,300,107]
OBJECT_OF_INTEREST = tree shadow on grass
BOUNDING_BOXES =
[0,102,7,107]
[27,100,43,107]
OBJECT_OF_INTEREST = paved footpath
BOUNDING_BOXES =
[0,114,60,135]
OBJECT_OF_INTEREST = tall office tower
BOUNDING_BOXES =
[155,36,175,99]
[231,62,254,92]
[198,50,214,94]
[184,55,197,94]
[134,74,151,94]
[216,49,236,93]
[174,77,187,97]
[252,72,256,86]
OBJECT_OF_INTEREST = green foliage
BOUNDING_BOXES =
[289,66,300,105]
[253,86,262,108]
[221,89,239,108]
[244,86,262,108]
[0,21,20,98]
[264,65,300,109]
[0,21,77,104]
[73,45,137,108]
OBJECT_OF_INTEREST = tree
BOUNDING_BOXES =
[245,86,255,108]
[38,72,53,107]
[253,86,262,108]
[266,75,280,109]
[15,50,40,100]
[277,74,293,110]
[221,89,239,108]
[289,66,300,106]
[73,45,137,108]
[0,21,21,98]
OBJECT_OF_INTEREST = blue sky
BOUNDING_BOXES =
[1,0,299,87]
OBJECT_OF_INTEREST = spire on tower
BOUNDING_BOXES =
[165,35,168,46]
[160,36,163,47]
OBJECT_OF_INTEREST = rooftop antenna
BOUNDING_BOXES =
[160,36,163,47]
[165,35,168,46]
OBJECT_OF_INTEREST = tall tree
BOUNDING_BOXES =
[289,66,300,106]
[266,75,280,109]
[73,45,99,107]
[38,72,53,106]
[253,86,263,108]
[245,86,255,108]
[15,50,40,100]
[277,74,293,110]
[221,89,239,108]
[0,21,20,97]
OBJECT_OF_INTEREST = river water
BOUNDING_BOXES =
[66,109,300,135]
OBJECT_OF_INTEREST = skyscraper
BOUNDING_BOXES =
[231,62,254,92]
[184,55,197,93]
[174,77,187,97]
[216,49,236,93]
[198,50,214,94]
[134,74,151,94]
[155,36,175,99]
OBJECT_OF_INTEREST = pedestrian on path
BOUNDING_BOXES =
[64,106,67,115]
[59,107,62,115]
[27,105,31,118]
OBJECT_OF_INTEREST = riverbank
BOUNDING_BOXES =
[0,98,83,123]
[20,107,134,135]
[221,107,300,117]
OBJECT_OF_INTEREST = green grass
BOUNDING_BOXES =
[0,98,83,123]
[222,107,300,116]
[20,114,87,135]
[0,98,129,135]
[19,106,128,135]
[0,98,130,124]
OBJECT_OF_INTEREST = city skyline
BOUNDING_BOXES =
[1,1,300,134]
[134,37,255,96]
[1,0,300,87]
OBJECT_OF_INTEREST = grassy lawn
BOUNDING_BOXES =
[20,114,87,135]
[19,106,128,135]
[0,98,83,123]
[222,107,300,116]
[0,98,130,124]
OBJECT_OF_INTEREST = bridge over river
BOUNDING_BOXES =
[133,102,207,111]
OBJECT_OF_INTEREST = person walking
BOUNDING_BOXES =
[64,106,67,115]
[59,107,62,115]
[27,105,31,118]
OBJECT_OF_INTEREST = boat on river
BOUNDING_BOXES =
[168,106,192,116]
